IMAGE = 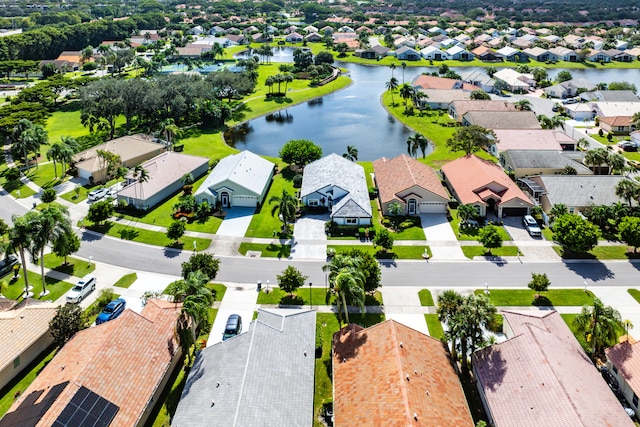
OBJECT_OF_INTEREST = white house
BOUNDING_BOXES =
[300,154,372,226]
[194,151,274,208]
[420,45,445,60]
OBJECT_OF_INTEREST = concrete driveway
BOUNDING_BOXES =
[216,207,255,237]
[208,283,258,346]
[290,214,329,260]
[419,213,466,260]
[501,216,558,260]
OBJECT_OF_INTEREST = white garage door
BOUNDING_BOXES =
[232,195,257,207]
[419,202,446,213]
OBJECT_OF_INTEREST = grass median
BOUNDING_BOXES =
[474,288,595,306]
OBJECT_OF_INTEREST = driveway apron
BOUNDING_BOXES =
[208,283,258,346]
[419,213,466,260]
[290,214,329,260]
[216,207,255,237]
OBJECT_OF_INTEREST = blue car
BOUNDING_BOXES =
[96,298,126,325]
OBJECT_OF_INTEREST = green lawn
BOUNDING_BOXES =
[237,242,291,258]
[23,162,67,190]
[0,346,58,417]
[425,314,444,340]
[113,272,137,288]
[314,312,385,427]
[381,216,425,240]
[561,313,589,350]
[552,245,640,260]
[474,288,595,306]
[257,286,332,306]
[209,283,227,302]
[84,220,211,251]
[418,289,435,306]
[628,289,640,304]
[3,270,74,301]
[245,170,295,238]
[327,244,431,260]
[449,208,513,242]
[461,246,519,259]
[150,361,188,427]
[43,253,95,276]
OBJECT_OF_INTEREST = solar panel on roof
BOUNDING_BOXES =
[53,386,119,427]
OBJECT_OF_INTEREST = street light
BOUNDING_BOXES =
[484,282,489,295]
[89,256,93,267]
[309,282,312,309]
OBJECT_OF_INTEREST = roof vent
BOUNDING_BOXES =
[406,375,410,381]
[400,342,403,348]
[216,382,220,388]
[211,400,215,407]
[414,413,418,421]
[426,390,430,396]
[414,370,418,375]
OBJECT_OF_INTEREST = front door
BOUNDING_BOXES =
[221,192,230,208]
[408,199,416,215]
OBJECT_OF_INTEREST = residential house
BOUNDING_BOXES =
[225,34,247,45]
[563,34,585,47]
[395,46,421,61]
[587,50,612,62]
[72,134,166,183]
[412,74,479,92]
[333,320,473,427]
[441,155,533,217]
[626,47,640,60]
[606,340,640,415]
[585,36,605,50]
[416,89,471,109]
[300,154,372,226]
[194,150,274,209]
[511,36,535,49]
[502,150,591,178]
[209,25,226,36]
[616,40,629,50]
[446,45,473,60]
[523,47,550,62]
[190,25,204,35]
[1,300,182,427]
[580,90,639,103]
[0,299,57,391]
[251,33,270,43]
[355,44,390,59]
[458,70,496,93]
[599,116,636,135]
[420,45,445,60]
[393,36,415,49]
[428,26,446,36]
[542,35,562,45]
[173,309,316,427]
[303,25,318,34]
[493,68,535,92]
[285,32,303,43]
[592,102,640,119]
[474,33,494,46]
[524,175,637,214]
[495,46,523,62]
[490,129,576,157]
[604,49,634,62]
[471,46,502,62]
[439,38,458,49]
[117,151,209,210]
[320,25,335,35]
[449,100,516,122]
[544,78,597,99]
[461,110,541,129]
[473,310,634,427]
[564,103,594,121]
[549,46,578,62]
[373,154,449,215]
[304,32,322,43]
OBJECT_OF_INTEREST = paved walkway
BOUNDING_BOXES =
[381,287,429,335]
[420,213,466,260]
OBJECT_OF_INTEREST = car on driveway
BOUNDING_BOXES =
[523,215,542,237]
[222,314,242,341]
[88,188,109,201]
[96,298,126,325]
[66,275,97,303]
[0,255,19,278]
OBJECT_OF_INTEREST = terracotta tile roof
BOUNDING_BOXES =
[474,311,633,427]
[492,129,574,151]
[373,154,449,204]
[606,341,640,396]
[332,320,473,427]
[4,300,181,427]
[0,299,57,375]
[73,134,164,175]
[441,155,533,207]
[600,115,633,127]
[412,74,480,91]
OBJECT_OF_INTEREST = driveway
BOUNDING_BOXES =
[501,216,558,261]
[216,207,255,237]
[419,213,466,260]
[208,283,258,346]
[290,214,329,260]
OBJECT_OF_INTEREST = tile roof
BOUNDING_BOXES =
[600,115,633,127]
[473,310,634,427]
[118,151,208,201]
[412,74,480,91]
[451,100,516,118]
[3,300,181,427]
[73,134,163,174]
[194,150,274,199]
[332,320,473,427]
[0,299,57,375]
[301,154,372,219]
[606,341,640,395]
[373,154,448,205]
[492,129,573,151]
[463,111,542,129]
[441,155,533,207]
[418,89,471,103]
[173,309,316,427]
[533,175,637,207]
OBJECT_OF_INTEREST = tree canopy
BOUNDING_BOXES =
[279,139,322,167]
[553,213,600,253]
[446,125,496,156]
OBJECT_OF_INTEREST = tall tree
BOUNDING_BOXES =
[385,77,399,105]
[406,133,429,158]
[342,145,358,161]
[615,179,640,207]
[277,265,307,296]
[514,99,532,111]
[537,114,565,130]
[619,217,640,252]
[585,148,610,175]
[478,225,503,255]
[269,189,297,232]
[79,78,124,139]
[133,165,150,200]
[573,297,622,358]
[553,213,600,253]
[9,211,39,297]
[446,125,497,156]
[528,272,551,299]
[323,254,365,325]
[398,83,415,109]
[49,304,87,348]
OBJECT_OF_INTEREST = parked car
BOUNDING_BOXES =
[96,298,126,325]
[88,188,109,201]
[222,314,242,341]
[0,255,19,278]
[66,275,97,303]
[618,141,639,152]
[523,215,542,237]
[562,97,579,105]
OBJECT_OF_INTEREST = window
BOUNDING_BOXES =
[308,200,319,206]
[633,393,638,407]
[569,207,574,213]
[346,218,357,225]
[13,357,20,369]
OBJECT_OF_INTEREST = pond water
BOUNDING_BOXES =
[226,50,640,161]
[160,63,228,74]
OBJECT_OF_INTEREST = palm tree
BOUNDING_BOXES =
[159,118,181,146]
[398,83,415,109]
[269,189,297,233]
[342,145,358,161]
[9,212,39,298]
[607,152,626,175]
[615,179,640,207]
[323,254,365,325]
[401,61,406,84]
[385,77,399,105]
[406,134,420,158]
[585,148,610,175]
[537,114,565,130]
[623,319,634,340]
[20,125,48,170]
[133,165,150,200]
[389,63,396,78]
[576,137,590,151]
[46,143,64,179]
[514,99,532,111]
[573,297,623,358]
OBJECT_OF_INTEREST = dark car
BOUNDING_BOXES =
[0,255,19,278]
[222,314,242,341]
[96,298,126,325]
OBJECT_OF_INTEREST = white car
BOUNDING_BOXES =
[66,275,97,303]
[88,188,109,201]
[523,215,542,237]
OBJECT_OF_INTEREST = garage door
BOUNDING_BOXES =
[419,202,447,213]
[232,195,257,207]
[502,207,528,216]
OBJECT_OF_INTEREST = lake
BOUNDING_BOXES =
[226,51,640,161]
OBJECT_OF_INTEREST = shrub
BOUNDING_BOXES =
[5,167,21,181]
[398,220,414,230]
[82,62,97,71]
[488,314,503,333]
[293,174,303,188]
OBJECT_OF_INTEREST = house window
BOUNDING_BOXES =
[569,207,574,213]
[634,393,638,407]
[13,357,19,369]
[309,200,319,206]
[346,218,357,225]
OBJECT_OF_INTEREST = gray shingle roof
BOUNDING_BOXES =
[536,175,637,207]
[505,150,592,173]
[172,309,316,427]
[301,154,372,219]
